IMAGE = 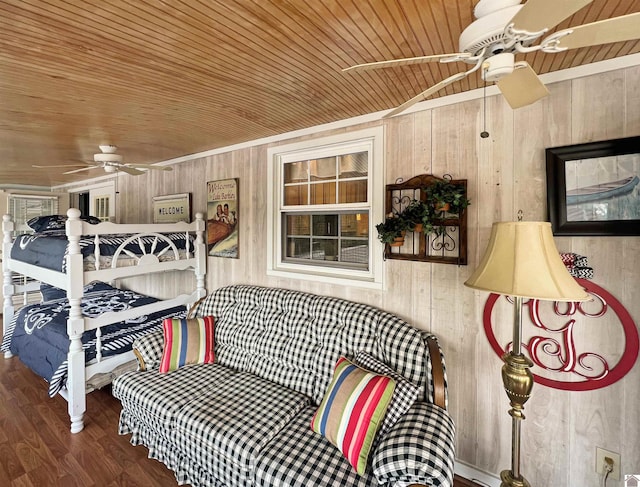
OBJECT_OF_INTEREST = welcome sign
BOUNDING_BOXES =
[152,193,192,223]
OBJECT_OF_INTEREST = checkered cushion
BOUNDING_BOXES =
[254,406,376,487]
[194,285,446,406]
[351,351,419,452]
[173,371,310,484]
[132,330,164,371]
[112,363,236,429]
[372,402,456,487]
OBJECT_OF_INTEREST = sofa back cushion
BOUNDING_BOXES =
[195,285,444,406]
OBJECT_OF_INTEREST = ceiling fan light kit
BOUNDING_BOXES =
[343,0,640,116]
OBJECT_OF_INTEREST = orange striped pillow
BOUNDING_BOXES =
[310,357,396,475]
[159,317,215,373]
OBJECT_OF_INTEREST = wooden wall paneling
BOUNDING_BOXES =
[233,147,250,286]
[571,70,627,142]
[411,109,434,331]
[622,63,640,474]
[625,65,640,134]
[248,145,269,289]
[621,232,640,475]
[469,93,515,472]
[429,98,483,463]
[381,114,419,320]
[543,80,574,149]
[566,70,627,487]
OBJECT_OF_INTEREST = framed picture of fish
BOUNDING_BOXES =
[206,178,239,258]
[546,136,640,236]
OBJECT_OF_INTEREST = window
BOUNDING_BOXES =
[8,194,59,235]
[267,127,384,288]
[6,194,59,305]
[93,195,110,221]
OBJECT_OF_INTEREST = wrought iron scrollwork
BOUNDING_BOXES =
[382,174,468,265]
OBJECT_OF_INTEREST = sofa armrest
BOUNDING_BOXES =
[132,330,164,371]
[426,336,446,410]
[372,402,455,487]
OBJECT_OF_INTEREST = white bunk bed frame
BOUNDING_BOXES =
[2,208,206,433]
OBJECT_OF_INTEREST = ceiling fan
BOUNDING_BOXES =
[343,0,640,117]
[33,145,173,176]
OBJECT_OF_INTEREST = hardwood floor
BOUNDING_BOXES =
[0,355,479,486]
[0,354,178,486]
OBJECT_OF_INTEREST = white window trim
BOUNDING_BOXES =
[267,126,385,289]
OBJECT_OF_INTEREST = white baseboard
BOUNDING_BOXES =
[455,460,501,487]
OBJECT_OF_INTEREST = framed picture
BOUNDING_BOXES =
[207,178,239,258]
[546,136,640,236]
[152,193,191,223]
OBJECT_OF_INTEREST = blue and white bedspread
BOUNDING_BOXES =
[0,281,186,397]
[10,231,193,272]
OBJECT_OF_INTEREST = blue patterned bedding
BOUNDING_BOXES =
[10,231,193,272]
[0,281,185,397]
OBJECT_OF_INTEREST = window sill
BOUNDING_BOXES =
[266,267,383,290]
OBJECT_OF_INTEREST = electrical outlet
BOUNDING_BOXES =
[596,447,621,481]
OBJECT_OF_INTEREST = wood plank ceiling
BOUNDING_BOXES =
[1,0,638,187]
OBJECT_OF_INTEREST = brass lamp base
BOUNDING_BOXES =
[500,469,531,487]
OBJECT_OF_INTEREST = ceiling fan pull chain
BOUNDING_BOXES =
[481,73,489,139]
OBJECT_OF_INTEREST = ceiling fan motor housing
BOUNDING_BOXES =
[94,145,123,163]
[459,3,523,55]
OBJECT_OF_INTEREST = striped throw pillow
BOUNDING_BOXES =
[159,316,215,373]
[310,357,396,475]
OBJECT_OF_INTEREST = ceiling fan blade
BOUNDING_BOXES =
[383,71,468,118]
[496,63,550,109]
[118,165,144,176]
[63,166,97,175]
[509,0,593,34]
[129,164,173,171]
[343,53,471,73]
[32,164,89,169]
[545,12,640,50]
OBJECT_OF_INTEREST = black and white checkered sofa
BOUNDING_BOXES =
[112,285,455,487]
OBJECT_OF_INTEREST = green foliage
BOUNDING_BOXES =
[421,178,470,235]
[377,176,471,240]
[400,199,428,230]
[375,215,408,244]
[424,179,470,215]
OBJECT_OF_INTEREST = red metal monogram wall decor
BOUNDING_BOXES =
[483,278,639,391]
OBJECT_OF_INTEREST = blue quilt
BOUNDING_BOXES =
[10,231,194,272]
[0,281,186,397]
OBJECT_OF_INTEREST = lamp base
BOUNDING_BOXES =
[500,470,531,487]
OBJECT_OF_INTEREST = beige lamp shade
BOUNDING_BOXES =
[464,221,589,301]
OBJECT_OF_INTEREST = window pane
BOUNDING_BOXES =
[284,185,308,206]
[284,161,308,184]
[339,152,368,179]
[286,237,310,259]
[312,239,338,262]
[312,215,338,236]
[286,214,310,235]
[338,180,367,203]
[341,240,369,264]
[310,157,336,181]
[310,182,336,205]
[341,212,368,237]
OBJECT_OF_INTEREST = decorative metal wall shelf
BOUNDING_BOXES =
[384,174,468,265]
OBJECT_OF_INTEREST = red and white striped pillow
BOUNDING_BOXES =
[310,356,396,475]
[159,316,215,373]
